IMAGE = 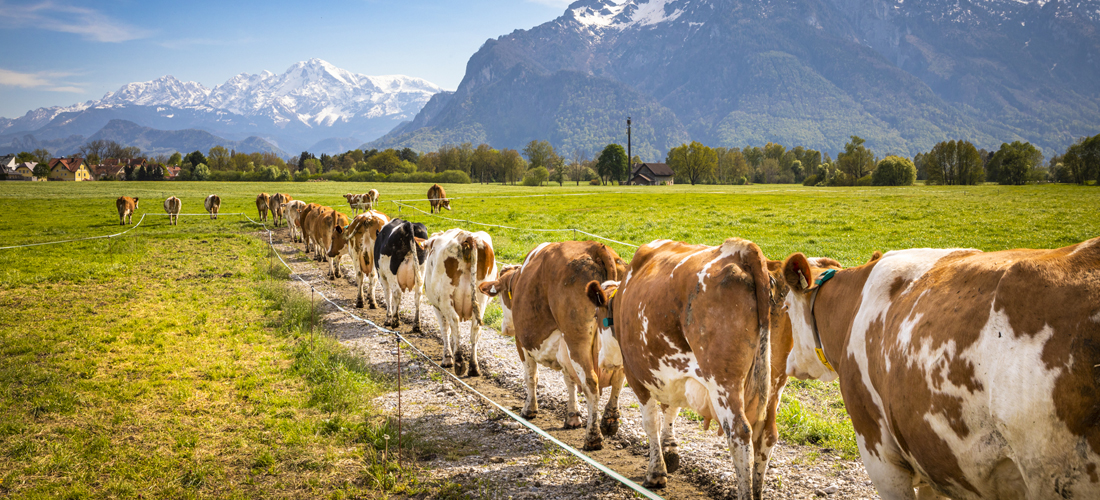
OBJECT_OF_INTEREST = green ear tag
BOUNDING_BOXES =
[814,269,837,286]
[602,318,613,327]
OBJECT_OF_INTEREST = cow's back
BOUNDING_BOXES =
[512,241,622,340]
[838,240,1100,499]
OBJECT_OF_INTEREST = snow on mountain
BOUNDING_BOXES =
[569,0,687,29]
[99,75,210,107]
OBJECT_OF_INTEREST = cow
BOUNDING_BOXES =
[344,189,379,215]
[428,184,451,213]
[285,200,307,243]
[204,195,221,219]
[256,193,270,222]
[312,208,350,280]
[599,237,837,498]
[327,210,390,309]
[116,196,139,225]
[780,239,1100,500]
[477,241,628,451]
[374,218,429,331]
[423,229,498,376]
[302,205,334,262]
[163,196,181,225]
[268,193,293,227]
[298,203,323,253]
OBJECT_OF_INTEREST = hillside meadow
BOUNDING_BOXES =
[1,181,1098,497]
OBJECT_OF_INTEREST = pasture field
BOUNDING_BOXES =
[1,181,1098,497]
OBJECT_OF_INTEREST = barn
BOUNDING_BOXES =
[627,162,674,185]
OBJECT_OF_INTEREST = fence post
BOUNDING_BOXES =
[310,287,315,352]
[396,331,403,464]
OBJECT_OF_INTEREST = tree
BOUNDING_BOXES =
[15,152,36,163]
[837,136,876,179]
[872,156,917,186]
[302,158,323,174]
[666,141,717,185]
[33,163,50,178]
[595,144,628,185]
[470,144,499,183]
[567,149,589,186]
[399,147,419,164]
[191,163,211,181]
[924,140,984,185]
[1062,134,1100,185]
[367,150,403,174]
[186,151,207,171]
[522,166,549,186]
[742,146,764,169]
[207,146,229,171]
[79,140,107,165]
[715,148,748,184]
[31,148,50,165]
[523,140,558,171]
[499,149,526,185]
[990,141,1044,185]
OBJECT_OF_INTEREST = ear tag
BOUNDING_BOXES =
[508,290,512,301]
[603,317,613,327]
[490,285,496,294]
[815,269,837,286]
[815,348,835,372]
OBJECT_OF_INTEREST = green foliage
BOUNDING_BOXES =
[991,141,1044,185]
[803,174,820,186]
[191,163,211,181]
[185,150,207,170]
[924,140,984,185]
[522,166,549,186]
[32,163,50,178]
[596,144,628,185]
[1061,134,1100,185]
[667,141,718,185]
[856,174,873,186]
[837,136,876,179]
[872,156,916,186]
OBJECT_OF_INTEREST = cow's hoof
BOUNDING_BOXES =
[411,325,421,334]
[564,412,583,429]
[520,409,538,420]
[600,414,620,437]
[663,450,680,474]
[643,473,667,489]
[369,303,377,309]
[467,364,480,377]
[453,350,467,377]
[440,359,453,368]
[582,436,603,451]
[355,299,364,309]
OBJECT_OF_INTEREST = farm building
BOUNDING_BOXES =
[4,162,38,181]
[628,162,674,185]
[94,164,126,180]
[48,157,93,181]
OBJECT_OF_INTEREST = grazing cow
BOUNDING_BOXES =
[344,189,379,215]
[328,211,390,309]
[256,193,270,222]
[285,200,307,243]
[116,196,139,225]
[298,203,322,253]
[374,218,429,330]
[781,239,1100,500]
[602,237,837,498]
[423,229,498,376]
[268,193,293,227]
[204,195,221,219]
[477,241,628,451]
[163,196,181,225]
[427,184,451,213]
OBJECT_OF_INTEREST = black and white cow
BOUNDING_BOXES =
[374,218,429,331]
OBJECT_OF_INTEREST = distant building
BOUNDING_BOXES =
[165,166,181,180]
[628,162,674,185]
[0,155,15,171]
[49,157,93,181]
[6,162,38,180]
[94,164,126,180]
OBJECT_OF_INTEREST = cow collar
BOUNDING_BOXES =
[809,269,837,373]
[602,288,617,327]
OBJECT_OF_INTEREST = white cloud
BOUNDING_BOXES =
[0,1,152,42]
[0,68,84,93]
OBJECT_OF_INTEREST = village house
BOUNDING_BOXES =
[8,162,39,180]
[628,162,675,185]
[94,164,126,180]
[0,154,15,172]
[48,157,93,181]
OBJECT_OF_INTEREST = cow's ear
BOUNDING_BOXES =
[134,197,139,202]
[586,280,607,307]
[783,253,812,292]
[334,225,344,234]
[478,280,501,297]
[868,251,883,263]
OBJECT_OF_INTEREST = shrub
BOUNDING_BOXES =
[856,174,873,186]
[436,170,471,184]
[522,166,549,186]
[589,178,600,185]
[872,156,916,186]
[802,174,820,186]
[191,163,211,181]
[294,170,310,182]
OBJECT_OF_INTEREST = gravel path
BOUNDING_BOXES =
[266,228,881,500]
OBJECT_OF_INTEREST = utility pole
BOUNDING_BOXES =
[627,116,632,183]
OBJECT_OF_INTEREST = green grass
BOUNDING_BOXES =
[1,180,1098,493]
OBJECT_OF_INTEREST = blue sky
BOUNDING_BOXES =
[0,0,574,118]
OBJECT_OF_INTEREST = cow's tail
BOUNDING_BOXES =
[595,243,620,282]
[408,222,424,293]
[464,236,483,326]
[746,242,772,420]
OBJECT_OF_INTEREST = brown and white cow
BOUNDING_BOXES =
[268,193,293,227]
[116,196,139,225]
[204,194,221,219]
[256,193,270,222]
[285,200,307,243]
[478,241,627,451]
[601,238,797,498]
[344,189,379,215]
[427,184,450,213]
[298,203,322,253]
[163,196,181,225]
[424,229,498,376]
[594,246,840,496]
[781,240,1100,500]
[327,210,390,308]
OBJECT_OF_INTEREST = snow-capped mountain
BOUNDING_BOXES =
[0,59,446,155]
[373,0,1100,157]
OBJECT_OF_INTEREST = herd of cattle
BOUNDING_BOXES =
[112,186,1099,500]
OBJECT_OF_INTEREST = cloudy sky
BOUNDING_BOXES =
[0,0,574,118]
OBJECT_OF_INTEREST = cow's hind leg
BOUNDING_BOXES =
[720,405,756,500]
[410,286,422,333]
[661,404,681,474]
[519,349,539,419]
[641,398,668,489]
[562,371,583,430]
[601,368,625,437]
[467,314,482,377]
[434,307,454,368]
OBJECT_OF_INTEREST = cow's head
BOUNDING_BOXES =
[133,197,139,208]
[328,224,349,258]
[343,194,353,203]
[781,253,846,382]
[477,264,520,337]
[442,199,452,211]
[585,280,620,337]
